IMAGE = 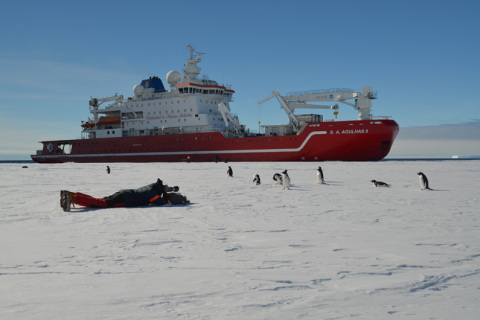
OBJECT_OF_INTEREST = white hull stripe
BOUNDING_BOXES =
[35,131,327,159]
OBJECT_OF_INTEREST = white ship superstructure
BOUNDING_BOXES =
[85,45,238,140]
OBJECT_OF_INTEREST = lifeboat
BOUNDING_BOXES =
[81,122,95,129]
[97,116,121,125]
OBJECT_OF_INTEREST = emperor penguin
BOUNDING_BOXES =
[417,172,432,190]
[253,174,261,185]
[281,170,290,190]
[227,166,233,177]
[317,166,325,184]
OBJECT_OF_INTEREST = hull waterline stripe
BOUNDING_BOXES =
[34,131,328,160]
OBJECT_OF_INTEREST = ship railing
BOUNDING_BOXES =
[89,105,122,113]
[286,88,355,97]
[371,115,392,120]
[136,91,175,102]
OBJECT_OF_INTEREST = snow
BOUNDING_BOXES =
[1,160,479,319]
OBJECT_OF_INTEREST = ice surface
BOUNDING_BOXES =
[1,161,479,319]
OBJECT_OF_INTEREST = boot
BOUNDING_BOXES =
[60,190,76,212]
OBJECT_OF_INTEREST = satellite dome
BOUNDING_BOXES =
[166,70,181,87]
[133,84,145,96]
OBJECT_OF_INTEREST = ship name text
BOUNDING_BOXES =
[330,129,369,134]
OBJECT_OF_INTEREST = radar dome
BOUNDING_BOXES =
[166,70,181,87]
[133,84,145,96]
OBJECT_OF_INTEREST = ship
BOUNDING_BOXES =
[31,45,399,163]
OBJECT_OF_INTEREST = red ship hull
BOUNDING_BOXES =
[31,120,399,163]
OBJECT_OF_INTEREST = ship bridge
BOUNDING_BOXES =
[176,82,234,101]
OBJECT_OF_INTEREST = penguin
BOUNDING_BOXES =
[106,166,110,174]
[281,170,290,190]
[417,172,432,190]
[370,180,390,187]
[317,166,325,184]
[273,173,283,185]
[227,166,233,177]
[253,174,261,185]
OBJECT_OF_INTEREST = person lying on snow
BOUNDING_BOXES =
[60,178,189,212]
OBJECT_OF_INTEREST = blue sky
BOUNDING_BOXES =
[1,0,479,160]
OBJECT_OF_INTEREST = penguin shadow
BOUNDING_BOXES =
[319,181,343,186]
[285,184,309,191]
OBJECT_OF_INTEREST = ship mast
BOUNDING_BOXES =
[182,44,204,84]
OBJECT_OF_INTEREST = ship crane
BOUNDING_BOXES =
[282,86,376,121]
[258,86,377,132]
[88,94,124,122]
[218,102,245,136]
[258,91,340,132]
